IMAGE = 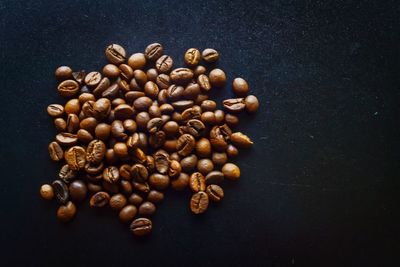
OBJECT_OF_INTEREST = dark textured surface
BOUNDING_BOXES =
[0,0,399,266]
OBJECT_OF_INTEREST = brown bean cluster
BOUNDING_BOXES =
[40,43,259,237]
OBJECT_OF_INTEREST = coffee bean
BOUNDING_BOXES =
[103,166,120,183]
[85,71,102,87]
[95,123,111,141]
[64,146,86,170]
[131,164,148,182]
[55,132,78,146]
[209,125,230,151]
[195,138,211,158]
[205,171,224,184]
[58,80,80,97]
[52,180,69,204]
[222,163,240,180]
[55,66,73,80]
[57,201,76,223]
[171,172,189,191]
[156,55,173,73]
[182,83,200,100]
[147,190,164,203]
[148,173,170,190]
[103,180,119,194]
[72,70,86,84]
[47,104,64,117]
[145,43,163,61]
[119,205,137,223]
[128,193,144,206]
[147,117,164,133]
[244,95,259,113]
[119,63,134,80]
[147,68,159,82]
[86,140,106,164]
[54,118,67,131]
[143,81,159,99]
[167,85,184,101]
[48,141,64,161]
[206,184,224,202]
[209,68,226,87]
[59,164,77,183]
[181,108,201,122]
[154,150,170,174]
[93,77,110,97]
[128,53,147,70]
[170,68,194,84]
[80,117,98,133]
[190,191,209,214]
[69,180,87,202]
[111,120,128,140]
[93,98,111,119]
[193,66,206,77]
[133,96,153,111]
[90,191,110,207]
[200,100,217,111]
[109,193,127,210]
[149,131,166,148]
[65,99,81,115]
[177,134,196,156]
[225,113,239,127]
[197,74,211,91]
[168,160,181,178]
[197,158,214,175]
[85,162,104,175]
[102,83,120,99]
[211,152,227,166]
[202,48,219,63]
[40,184,54,200]
[130,218,152,236]
[162,121,179,137]
[184,48,201,66]
[105,44,126,64]
[189,172,206,192]
[201,111,216,125]
[120,180,133,195]
[132,181,150,193]
[138,201,156,216]
[156,74,171,89]
[66,114,80,133]
[232,78,249,96]
[230,132,253,148]
[79,93,96,104]
[102,64,120,78]
[226,144,239,157]
[180,154,198,172]
[223,98,245,113]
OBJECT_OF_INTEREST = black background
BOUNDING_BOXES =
[0,0,399,266]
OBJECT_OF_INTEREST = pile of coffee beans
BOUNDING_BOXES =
[40,43,259,236]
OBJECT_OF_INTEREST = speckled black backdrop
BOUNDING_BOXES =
[0,0,398,266]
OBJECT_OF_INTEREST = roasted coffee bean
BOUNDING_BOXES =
[147,117,164,133]
[65,99,81,115]
[79,93,96,104]
[40,184,54,200]
[120,177,133,194]
[77,129,93,143]
[119,63,134,80]
[206,184,224,202]
[156,55,173,73]
[103,179,119,194]
[171,172,189,191]
[211,152,228,166]
[86,140,106,164]
[95,123,111,141]
[131,164,148,182]
[214,110,225,124]
[195,138,212,158]
[109,193,127,210]
[149,104,161,118]
[197,74,211,91]
[170,68,194,84]
[149,131,166,148]
[133,70,148,86]
[102,64,120,78]
[190,191,209,214]
[223,98,245,113]
[190,172,206,192]
[193,65,206,77]
[182,108,201,122]
[105,44,126,64]
[103,166,120,183]
[176,134,196,156]
[52,180,69,204]
[72,70,86,84]
[59,164,77,183]
[114,142,129,158]
[119,205,137,223]
[128,53,147,70]
[170,152,181,162]
[58,80,80,97]
[69,180,87,202]
[224,129,247,145]
[142,81,158,99]
[112,98,126,107]
[80,117,97,133]
[167,85,184,101]
[93,98,111,119]
[232,77,249,96]
[138,201,156,216]
[148,173,170,190]
[86,172,103,182]
[133,147,147,163]
[47,104,64,117]
[93,77,110,97]
[244,95,259,113]
[156,74,171,90]
[114,104,134,120]
[123,119,137,134]
[85,71,102,87]
[82,100,96,117]
[48,141,64,161]
[194,94,209,105]
[145,43,163,61]
[133,96,153,111]
[57,201,76,223]
[102,83,120,99]
[130,218,152,236]
[222,163,240,180]
[66,114,80,133]
[64,146,86,170]
[163,121,179,137]
[90,191,110,207]
[205,171,224,184]
[56,133,78,146]
[180,154,198,172]
[129,193,144,206]
[201,111,216,125]
[183,83,201,100]
[168,159,181,178]
[184,48,201,66]
[85,161,104,175]
[54,118,67,131]
[132,181,150,193]
[87,182,102,193]
[209,68,226,87]
[226,144,239,157]
[147,190,164,203]
[55,66,73,80]
[209,126,228,151]
[201,100,217,111]
[225,113,239,127]
[111,120,128,140]
[118,164,131,180]
[202,48,219,63]
[154,150,170,174]
[126,133,139,150]
[136,112,151,131]
[197,159,214,175]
